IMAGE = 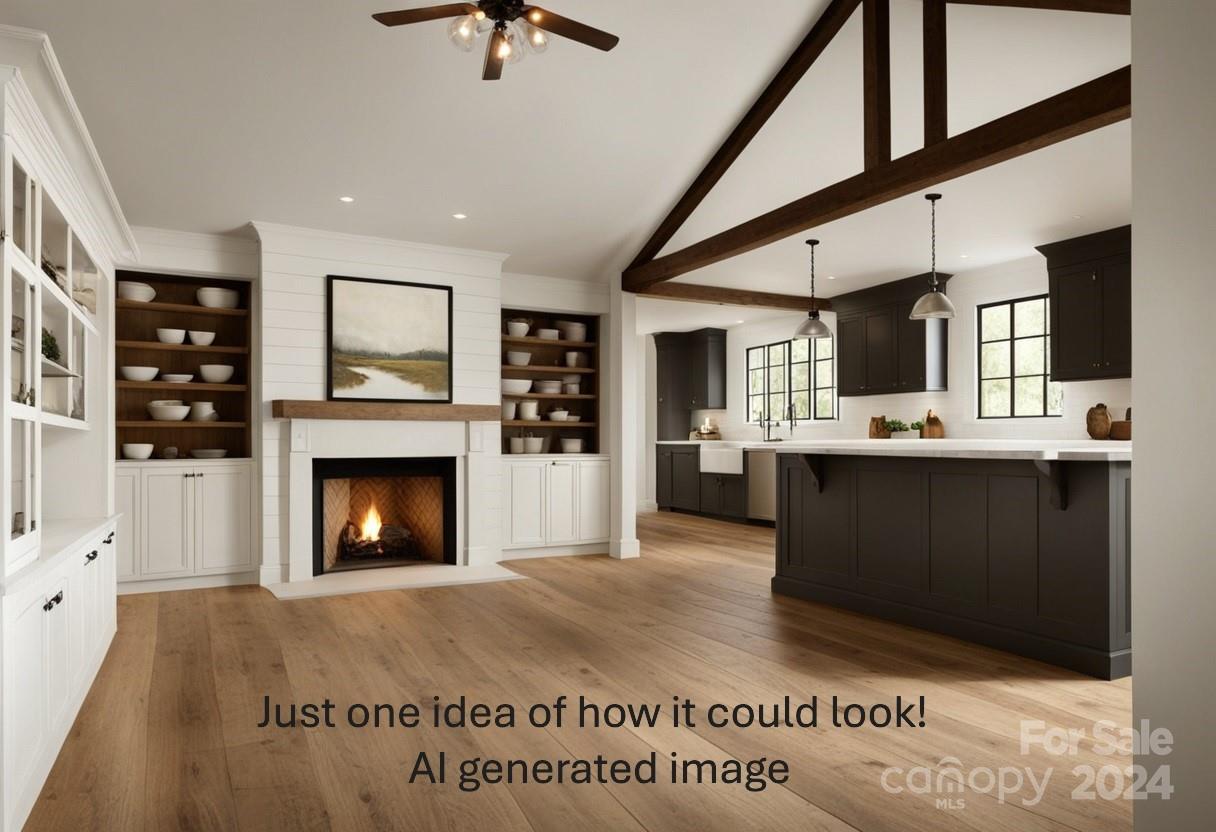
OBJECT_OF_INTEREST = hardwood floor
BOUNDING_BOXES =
[28,511,1131,832]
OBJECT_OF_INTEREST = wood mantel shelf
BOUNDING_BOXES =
[271,400,501,422]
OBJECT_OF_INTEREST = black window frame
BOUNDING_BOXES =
[976,294,1062,419]
[747,337,835,424]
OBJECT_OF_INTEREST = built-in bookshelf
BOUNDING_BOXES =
[114,271,252,460]
[500,308,600,455]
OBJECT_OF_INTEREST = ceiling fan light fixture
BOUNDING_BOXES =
[524,22,550,52]
[447,14,479,51]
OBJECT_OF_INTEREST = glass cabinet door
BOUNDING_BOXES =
[8,267,36,407]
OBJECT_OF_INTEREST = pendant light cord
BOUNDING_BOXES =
[806,238,819,311]
[927,193,941,291]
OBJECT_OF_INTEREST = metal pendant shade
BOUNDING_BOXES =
[910,193,956,320]
[794,239,832,339]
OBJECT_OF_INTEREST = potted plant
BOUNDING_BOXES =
[910,420,925,437]
[885,418,916,439]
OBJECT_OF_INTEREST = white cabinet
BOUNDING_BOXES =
[2,584,50,812]
[504,457,610,551]
[123,461,254,584]
[114,468,139,579]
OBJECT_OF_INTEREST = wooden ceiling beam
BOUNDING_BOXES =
[627,0,862,270]
[623,65,1129,291]
[946,0,1129,13]
[924,0,948,145]
[863,0,892,168]
[636,282,829,312]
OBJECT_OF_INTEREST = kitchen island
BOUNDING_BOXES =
[764,440,1131,679]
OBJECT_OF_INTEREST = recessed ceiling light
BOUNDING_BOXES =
[735,320,744,325]
[827,275,836,280]
[1073,214,1083,219]
[452,213,468,220]
[959,254,969,259]
[338,196,355,203]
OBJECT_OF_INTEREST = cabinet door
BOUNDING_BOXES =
[1050,265,1103,380]
[656,340,692,440]
[506,461,547,547]
[546,461,579,545]
[688,330,727,410]
[45,575,72,726]
[897,303,926,390]
[141,467,194,577]
[4,586,49,805]
[837,316,866,396]
[577,461,610,543]
[1100,256,1132,376]
[656,448,674,509]
[195,465,253,573]
[114,469,140,579]
[699,474,722,516]
[720,474,747,519]
[70,547,102,685]
[671,449,700,512]
[864,307,898,393]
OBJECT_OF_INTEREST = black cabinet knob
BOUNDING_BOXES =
[85,550,99,564]
[103,532,114,544]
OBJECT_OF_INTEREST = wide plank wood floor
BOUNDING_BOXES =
[28,511,1131,831]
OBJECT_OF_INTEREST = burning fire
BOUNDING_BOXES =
[360,504,383,542]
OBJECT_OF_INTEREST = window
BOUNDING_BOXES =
[748,337,835,423]
[977,295,1063,418]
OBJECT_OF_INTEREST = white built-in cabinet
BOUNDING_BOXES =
[118,460,254,584]
[504,456,610,553]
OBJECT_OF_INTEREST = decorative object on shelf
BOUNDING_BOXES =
[548,408,569,422]
[147,401,190,421]
[156,328,186,344]
[562,382,580,394]
[561,438,585,454]
[910,419,924,434]
[502,378,533,395]
[162,446,180,460]
[533,379,562,394]
[41,327,62,363]
[910,194,956,320]
[188,330,216,345]
[122,443,155,460]
[554,320,588,341]
[564,351,585,368]
[884,418,913,438]
[509,436,524,454]
[161,373,194,383]
[506,318,531,337]
[196,286,240,309]
[191,449,228,459]
[1109,419,1131,441]
[72,282,97,316]
[518,400,540,421]
[41,253,68,289]
[117,281,156,302]
[1086,403,1113,440]
[536,328,560,340]
[523,435,545,454]
[502,400,517,420]
[120,365,159,382]
[326,275,453,403]
[869,416,892,439]
[922,409,945,439]
[199,364,235,383]
[189,402,217,421]
[692,416,721,441]
[506,350,532,366]
[373,2,619,81]
[794,239,831,339]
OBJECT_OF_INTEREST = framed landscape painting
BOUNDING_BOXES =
[326,275,453,403]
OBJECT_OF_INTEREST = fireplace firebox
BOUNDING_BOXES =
[312,458,457,576]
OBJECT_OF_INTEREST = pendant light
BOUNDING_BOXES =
[794,239,832,339]
[909,193,956,320]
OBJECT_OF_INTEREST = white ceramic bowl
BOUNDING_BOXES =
[548,410,569,422]
[506,351,532,367]
[199,364,235,383]
[506,321,530,337]
[536,328,560,341]
[156,328,186,344]
[190,449,228,459]
[563,383,581,395]
[523,437,545,454]
[188,330,216,346]
[117,281,156,302]
[147,399,183,407]
[534,380,562,394]
[561,438,585,454]
[147,404,190,422]
[565,351,586,368]
[566,414,582,423]
[502,379,533,396]
[517,401,540,421]
[562,374,582,384]
[189,402,216,421]
[509,437,525,454]
[196,287,240,309]
[120,366,158,382]
[161,373,194,383]
[555,321,588,342]
[122,443,155,460]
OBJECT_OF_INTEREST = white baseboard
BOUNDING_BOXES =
[610,538,641,560]
[259,563,288,586]
[118,571,258,595]
[500,542,609,561]
[637,499,659,513]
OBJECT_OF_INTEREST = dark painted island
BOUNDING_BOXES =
[771,440,1131,679]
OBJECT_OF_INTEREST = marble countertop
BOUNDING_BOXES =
[655,438,1131,461]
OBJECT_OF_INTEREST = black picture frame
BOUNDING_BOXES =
[325,275,454,404]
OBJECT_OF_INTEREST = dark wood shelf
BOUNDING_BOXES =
[502,335,597,349]
[117,381,248,393]
[501,365,595,375]
[502,421,597,429]
[117,421,247,429]
[504,392,597,401]
[117,299,248,317]
[270,400,501,422]
[116,340,249,354]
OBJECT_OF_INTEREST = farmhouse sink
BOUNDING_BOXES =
[700,446,744,475]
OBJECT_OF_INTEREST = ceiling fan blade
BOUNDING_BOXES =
[483,29,506,81]
[521,6,619,51]
[372,4,479,26]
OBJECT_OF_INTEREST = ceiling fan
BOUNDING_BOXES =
[373,2,619,81]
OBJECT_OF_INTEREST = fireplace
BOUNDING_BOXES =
[312,458,457,576]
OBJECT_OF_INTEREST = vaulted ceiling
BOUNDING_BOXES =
[1,1,1129,288]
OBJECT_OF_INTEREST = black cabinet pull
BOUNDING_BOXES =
[103,532,114,545]
[85,550,99,564]
[44,591,64,611]
[43,599,55,612]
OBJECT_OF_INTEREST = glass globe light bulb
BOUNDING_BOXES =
[447,14,478,52]
[503,24,525,63]
[523,22,549,53]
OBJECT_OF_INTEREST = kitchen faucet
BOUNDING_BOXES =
[762,414,784,442]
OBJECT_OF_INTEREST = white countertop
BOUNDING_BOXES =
[656,438,1131,462]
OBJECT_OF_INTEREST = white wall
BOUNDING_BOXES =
[253,223,507,581]
[1131,2,1215,829]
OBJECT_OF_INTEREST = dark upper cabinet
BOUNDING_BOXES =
[1038,227,1131,382]
[835,274,950,397]
[654,329,726,439]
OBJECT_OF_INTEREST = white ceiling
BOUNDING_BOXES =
[1,1,1129,287]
